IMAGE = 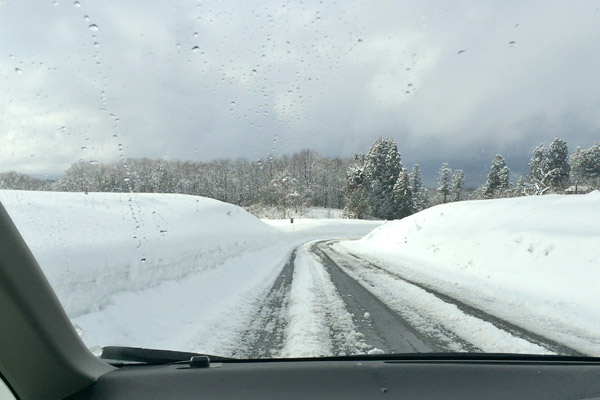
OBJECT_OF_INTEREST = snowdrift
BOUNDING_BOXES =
[0,190,277,318]
[339,192,600,355]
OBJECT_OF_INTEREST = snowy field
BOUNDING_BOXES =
[245,205,344,219]
[0,190,379,355]
[337,192,600,355]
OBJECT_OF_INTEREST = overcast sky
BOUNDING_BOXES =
[1,0,600,185]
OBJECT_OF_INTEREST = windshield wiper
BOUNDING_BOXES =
[100,346,233,366]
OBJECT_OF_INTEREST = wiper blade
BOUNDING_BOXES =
[100,346,233,365]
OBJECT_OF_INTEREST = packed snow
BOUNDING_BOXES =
[0,190,379,355]
[280,242,369,357]
[337,192,600,355]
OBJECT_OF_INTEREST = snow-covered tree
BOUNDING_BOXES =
[547,138,570,190]
[342,163,369,219]
[393,168,416,218]
[0,171,49,190]
[451,169,465,201]
[410,164,429,211]
[515,175,527,196]
[483,154,510,198]
[525,144,559,195]
[363,138,403,219]
[270,169,301,218]
[571,143,600,188]
[436,163,452,203]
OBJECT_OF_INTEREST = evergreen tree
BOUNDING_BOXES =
[526,144,558,195]
[393,168,416,218]
[515,175,527,196]
[342,164,369,219]
[410,164,429,211]
[484,154,509,198]
[547,138,570,190]
[363,138,403,219]
[570,146,584,182]
[436,162,452,203]
[451,169,465,201]
[570,143,600,187]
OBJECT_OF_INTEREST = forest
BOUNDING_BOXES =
[1,139,599,219]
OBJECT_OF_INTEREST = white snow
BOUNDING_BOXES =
[280,242,368,357]
[0,190,380,355]
[337,192,600,355]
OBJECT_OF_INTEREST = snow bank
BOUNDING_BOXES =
[0,190,277,318]
[0,190,380,353]
[338,192,600,355]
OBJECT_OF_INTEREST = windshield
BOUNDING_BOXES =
[0,1,598,359]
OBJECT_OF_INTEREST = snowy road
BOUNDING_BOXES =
[233,240,583,358]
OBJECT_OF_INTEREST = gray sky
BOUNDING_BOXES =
[1,0,600,185]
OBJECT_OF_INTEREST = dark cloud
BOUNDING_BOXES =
[1,0,599,185]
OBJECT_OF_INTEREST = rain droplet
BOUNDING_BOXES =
[14,68,22,74]
[88,24,99,31]
[123,177,130,182]
[81,146,87,150]
[193,32,199,38]
[192,46,200,53]
[89,160,99,165]
[73,1,81,7]
[83,15,90,21]
[140,258,146,263]
[93,42,100,48]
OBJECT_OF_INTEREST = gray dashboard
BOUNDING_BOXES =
[68,359,600,400]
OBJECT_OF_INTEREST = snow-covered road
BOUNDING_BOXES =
[224,240,582,358]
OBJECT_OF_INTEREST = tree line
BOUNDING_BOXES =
[2,138,599,219]
[1,150,350,218]
[343,137,600,220]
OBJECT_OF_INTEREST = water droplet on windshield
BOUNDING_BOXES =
[73,1,81,7]
[123,177,130,182]
[193,32,199,38]
[15,68,22,74]
[93,42,100,48]
[88,24,99,31]
[81,146,87,150]
[89,160,99,165]
[83,15,90,21]
[192,46,200,53]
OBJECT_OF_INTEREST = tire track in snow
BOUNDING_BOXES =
[325,241,583,356]
[231,249,296,358]
[280,242,370,357]
[310,242,443,353]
